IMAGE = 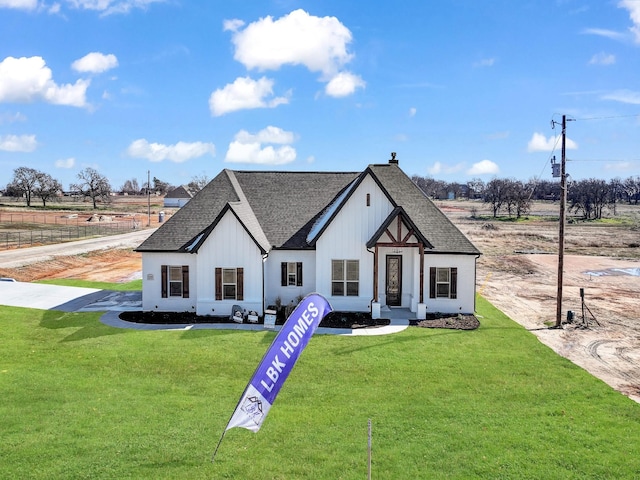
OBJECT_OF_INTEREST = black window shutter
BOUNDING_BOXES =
[281,262,287,286]
[237,267,244,301]
[296,262,303,287]
[450,267,457,299]
[182,265,189,298]
[161,265,168,298]
[429,267,436,299]
[215,267,222,300]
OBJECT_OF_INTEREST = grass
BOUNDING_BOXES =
[36,278,142,291]
[1,296,639,479]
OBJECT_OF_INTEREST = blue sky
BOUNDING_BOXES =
[1,0,639,191]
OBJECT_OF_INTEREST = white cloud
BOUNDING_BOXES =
[72,52,118,73]
[473,58,496,68]
[226,9,363,97]
[223,18,244,32]
[0,133,36,152]
[427,161,465,175]
[229,9,353,77]
[55,157,76,168]
[127,139,215,163]
[588,52,615,65]
[409,107,417,117]
[325,71,365,97]
[601,89,640,104]
[527,132,578,152]
[619,0,640,43]
[0,0,37,9]
[467,159,499,175]
[581,28,626,41]
[0,56,89,107]
[209,76,289,116]
[66,0,166,16]
[0,111,27,124]
[224,126,297,165]
[235,125,295,145]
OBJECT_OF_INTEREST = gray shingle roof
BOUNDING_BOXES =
[136,163,480,256]
[367,163,480,254]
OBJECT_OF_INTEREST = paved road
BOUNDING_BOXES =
[0,228,156,268]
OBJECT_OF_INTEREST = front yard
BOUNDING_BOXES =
[1,295,639,479]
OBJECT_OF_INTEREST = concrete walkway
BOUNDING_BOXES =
[0,281,409,336]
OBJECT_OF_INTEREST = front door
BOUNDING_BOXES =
[386,255,402,306]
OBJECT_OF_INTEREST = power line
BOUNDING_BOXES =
[574,113,640,121]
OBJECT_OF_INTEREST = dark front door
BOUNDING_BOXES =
[386,255,402,306]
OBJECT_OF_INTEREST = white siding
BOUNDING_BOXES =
[424,254,477,314]
[316,175,394,311]
[141,252,197,312]
[264,250,316,309]
[195,210,264,316]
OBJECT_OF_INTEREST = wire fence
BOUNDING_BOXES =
[0,219,138,250]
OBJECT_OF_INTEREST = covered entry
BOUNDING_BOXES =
[367,207,433,313]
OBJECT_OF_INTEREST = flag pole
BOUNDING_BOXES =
[368,419,372,480]
[211,429,227,463]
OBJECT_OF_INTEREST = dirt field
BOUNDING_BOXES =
[443,201,640,403]
[1,199,639,403]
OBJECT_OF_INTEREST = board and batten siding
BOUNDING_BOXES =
[195,210,264,316]
[141,252,197,312]
[424,253,477,313]
[264,250,316,309]
[315,174,394,311]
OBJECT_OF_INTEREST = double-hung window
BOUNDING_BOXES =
[281,262,303,287]
[215,267,244,301]
[160,265,189,298]
[332,259,359,296]
[429,267,458,299]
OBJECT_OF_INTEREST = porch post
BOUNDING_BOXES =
[373,244,379,302]
[419,243,424,303]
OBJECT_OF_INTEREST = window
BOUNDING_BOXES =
[281,262,303,287]
[215,267,244,301]
[161,265,189,298]
[429,267,457,299]
[332,259,359,296]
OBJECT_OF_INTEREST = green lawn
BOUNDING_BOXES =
[1,296,639,479]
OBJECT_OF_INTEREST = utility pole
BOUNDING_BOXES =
[553,115,572,328]
[147,169,151,227]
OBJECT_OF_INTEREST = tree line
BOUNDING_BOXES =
[3,167,209,209]
[411,175,640,220]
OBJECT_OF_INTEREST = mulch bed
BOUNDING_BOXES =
[119,310,479,330]
[410,313,480,330]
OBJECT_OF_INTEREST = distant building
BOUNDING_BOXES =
[163,185,197,208]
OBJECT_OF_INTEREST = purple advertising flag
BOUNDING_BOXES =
[225,293,332,433]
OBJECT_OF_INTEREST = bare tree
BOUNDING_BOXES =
[622,176,640,205]
[9,167,39,207]
[121,178,140,195]
[188,173,210,193]
[34,171,62,207]
[71,167,112,209]
[484,178,508,217]
[467,178,485,199]
[152,176,172,195]
[568,178,608,220]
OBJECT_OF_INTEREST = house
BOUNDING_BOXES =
[163,185,197,208]
[136,156,481,319]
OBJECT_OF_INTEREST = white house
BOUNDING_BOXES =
[136,157,481,319]
[163,185,196,208]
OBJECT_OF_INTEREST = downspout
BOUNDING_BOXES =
[367,246,376,310]
[262,252,269,315]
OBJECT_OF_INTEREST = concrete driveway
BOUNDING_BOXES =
[0,281,141,312]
